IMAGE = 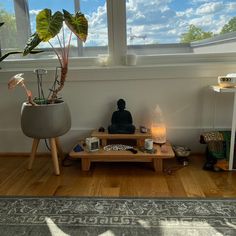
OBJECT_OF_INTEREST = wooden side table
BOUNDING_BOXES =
[211,85,236,170]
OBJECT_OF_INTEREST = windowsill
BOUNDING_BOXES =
[1,51,236,70]
[1,52,236,82]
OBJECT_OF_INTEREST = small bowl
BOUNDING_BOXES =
[218,75,236,88]
[173,146,191,157]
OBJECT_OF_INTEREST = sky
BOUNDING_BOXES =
[1,0,236,46]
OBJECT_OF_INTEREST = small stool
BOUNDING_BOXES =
[28,137,64,175]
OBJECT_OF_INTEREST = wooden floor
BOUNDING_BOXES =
[0,154,236,197]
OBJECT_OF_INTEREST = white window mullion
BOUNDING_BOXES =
[74,0,83,57]
[107,0,126,65]
[13,0,31,48]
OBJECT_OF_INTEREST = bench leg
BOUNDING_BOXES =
[81,159,91,171]
[153,159,163,172]
[28,138,40,170]
[49,138,60,175]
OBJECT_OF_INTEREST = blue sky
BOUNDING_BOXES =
[1,0,236,45]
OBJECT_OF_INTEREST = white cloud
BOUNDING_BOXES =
[29,9,42,16]
[226,2,236,11]
[176,8,194,18]
[196,2,223,15]
[189,15,213,26]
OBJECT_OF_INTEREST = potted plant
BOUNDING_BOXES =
[8,8,88,137]
[7,9,88,175]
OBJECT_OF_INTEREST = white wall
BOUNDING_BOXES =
[1,55,236,154]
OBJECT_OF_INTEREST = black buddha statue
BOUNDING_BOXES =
[108,99,135,134]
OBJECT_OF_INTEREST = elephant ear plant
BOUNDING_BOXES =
[8,9,88,105]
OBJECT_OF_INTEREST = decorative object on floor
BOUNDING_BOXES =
[173,145,191,166]
[218,73,236,88]
[108,98,135,134]
[200,131,232,171]
[0,197,236,236]
[151,105,167,144]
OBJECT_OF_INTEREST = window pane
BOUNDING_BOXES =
[28,0,108,57]
[0,0,18,54]
[81,0,108,56]
[126,0,236,54]
[0,0,108,60]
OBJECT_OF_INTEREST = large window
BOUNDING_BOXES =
[126,0,236,55]
[1,0,236,63]
[0,0,108,59]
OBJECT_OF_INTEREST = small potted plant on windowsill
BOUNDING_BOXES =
[6,9,88,175]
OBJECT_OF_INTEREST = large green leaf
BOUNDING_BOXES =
[36,9,63,42]
[23,33,42,56]
[63,9,88,42]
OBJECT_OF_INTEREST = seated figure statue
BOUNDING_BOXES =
[108,99,135,134]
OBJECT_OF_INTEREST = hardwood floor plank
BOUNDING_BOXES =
[0,154,235,197]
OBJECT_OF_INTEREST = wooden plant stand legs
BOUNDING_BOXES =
[28,138,62,175]
[49,138,60,175]
[28,138,40,170]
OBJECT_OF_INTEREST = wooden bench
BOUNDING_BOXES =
[69,130,175,172]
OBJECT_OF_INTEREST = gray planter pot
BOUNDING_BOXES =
[21,101,71,139]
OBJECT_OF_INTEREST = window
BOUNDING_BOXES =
[0,0,18,53]
[0,0,108,59]
[1,0,236,64]
[126,0,236,55]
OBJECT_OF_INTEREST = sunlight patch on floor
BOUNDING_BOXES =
[159,219,223,236]
[45,217,70,236]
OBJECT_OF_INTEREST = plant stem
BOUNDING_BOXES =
[57,34,65,61]
[21,83,37,106]
[48,41,63,67]
[66,32,73,61]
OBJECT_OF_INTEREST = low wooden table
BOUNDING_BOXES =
[69,130,175,172]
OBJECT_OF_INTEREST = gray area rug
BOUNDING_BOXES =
[0,197,236,236]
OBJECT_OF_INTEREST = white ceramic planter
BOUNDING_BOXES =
[21,101,71,139]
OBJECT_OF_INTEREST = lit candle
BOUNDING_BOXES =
[151,123,166,144]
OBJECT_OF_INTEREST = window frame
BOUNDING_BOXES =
[2,0,236,71]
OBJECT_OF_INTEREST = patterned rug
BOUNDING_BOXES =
[0,197,236,236]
